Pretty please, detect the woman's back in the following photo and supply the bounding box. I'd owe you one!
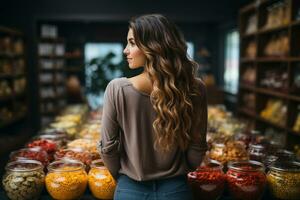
[100,77,207,181]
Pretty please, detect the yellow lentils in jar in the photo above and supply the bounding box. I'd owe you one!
[88,159,116,199]
[45,160,88,200]
[267,161,300,200]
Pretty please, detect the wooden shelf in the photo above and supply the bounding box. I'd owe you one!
[239,2,256,14]
[0,26,28,132]
[0,113,26,129]
[238,108,256,117]
[290,57,300,62]
[64,54,83,59]
[0,26,23,36]
[38,55,65,59]
[65,67,83,72]
[0,74,13,79]
[240,83,256,91]
[240,58,256,63]
[0,95,13,102]
[258,24,289,35]
[256,116,287,130]
[291,20,300,27]
[288,128,300,137]
[241,32,257,38]
[38,37,64,43]
[256,87,288,99]
[0,53,24,58]
[256,57,290,62]
[238,0,300,148]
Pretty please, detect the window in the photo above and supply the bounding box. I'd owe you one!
[187,41,194,59]
[85,43,124,109]
[224,30,239,94]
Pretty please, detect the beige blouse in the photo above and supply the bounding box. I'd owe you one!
[99,77,207,181]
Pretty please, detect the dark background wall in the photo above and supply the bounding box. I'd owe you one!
[0,0,252,132]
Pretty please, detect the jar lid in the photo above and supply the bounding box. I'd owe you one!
[197,159,223,171]
[269,161,300,172]
[90,159,106,169]
[6,160,43,172]
[249,143,265,149]
[227,160,265,172]
[47,159,85,172]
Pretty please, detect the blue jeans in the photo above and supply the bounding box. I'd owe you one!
[114,174,193,200]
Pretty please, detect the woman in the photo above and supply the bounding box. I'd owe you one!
[99,14,207,200]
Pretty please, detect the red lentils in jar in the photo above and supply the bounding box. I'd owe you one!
[226,160,266,200]
[187,160,225,200]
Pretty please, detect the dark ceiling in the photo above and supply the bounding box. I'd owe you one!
[1,0,253,24]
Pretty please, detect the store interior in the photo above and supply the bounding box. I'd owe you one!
[1,0,300,199]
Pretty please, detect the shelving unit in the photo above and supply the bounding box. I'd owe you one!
[37,37,67,126]
[0,26,28,130]
[238,0,300,149]
[64,39,85,85]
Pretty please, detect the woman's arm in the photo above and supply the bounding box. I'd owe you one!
[186,82,208,170]
[99,81,121,179]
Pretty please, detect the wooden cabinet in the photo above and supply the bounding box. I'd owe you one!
[238,0,300,149]
[0,26,28,130]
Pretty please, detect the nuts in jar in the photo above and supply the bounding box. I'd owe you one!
[2,160,45,200]
[209,141,249,165]
[45,160,88,200]
[88,159,116,199]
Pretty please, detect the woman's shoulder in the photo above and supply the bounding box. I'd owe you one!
[107,77,131,89]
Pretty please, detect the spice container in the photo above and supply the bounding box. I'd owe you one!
[267,161,300,200]
[2,160,45,200]
[67,138,100,160]
[27,139,57,161]
[88,159,116,199]
[10,147,49,167]
[54,148,93,170]
[248,143,267,162]
[50,121,78,139]
[187,160,225,200]
[38,130,68,147]
[209,141,249,165]
[45,160,88,200]
[226,160,266,200]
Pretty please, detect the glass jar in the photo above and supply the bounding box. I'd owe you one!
[2,160,45,200]
[88,159,116,199]
[67,138,100,160]
[267,161,300,200]
[248,143,267,162]
[27,138,57,162]
[54,148,93,170]
[45,160,88,200]
[9,147,49,167]
[263,155,278,172]
[38,129,68,147]
[187,160,225,200]
[50,121,78,139]
[209,142,226,164]
[235,132,251,148]
[275,149,295,162]
[226,160,266,200]
[209,141,249,165]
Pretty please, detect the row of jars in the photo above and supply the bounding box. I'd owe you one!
[2,159,116,200]
[188,159,300,200]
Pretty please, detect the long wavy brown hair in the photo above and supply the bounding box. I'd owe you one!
[129,14,201,152]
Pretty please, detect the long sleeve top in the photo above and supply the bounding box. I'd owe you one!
[99,77,207,181]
